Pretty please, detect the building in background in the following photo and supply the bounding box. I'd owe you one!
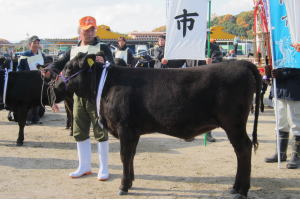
[2,24,253,59]
[210,26,253,56]
[0,38,14,58]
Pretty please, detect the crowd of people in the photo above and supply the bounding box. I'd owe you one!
[1,14,299,183]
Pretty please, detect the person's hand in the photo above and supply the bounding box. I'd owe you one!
[271,69,279,78]
[51,104,60,112]
[161,58,168,65]
[95,56,105,63]
[264,65,272,78]
[41,69,51,79]
[291,43,300,52]
[36,64,44,70]
[206,58,212,65]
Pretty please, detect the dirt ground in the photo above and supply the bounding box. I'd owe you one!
[0,101,299,199]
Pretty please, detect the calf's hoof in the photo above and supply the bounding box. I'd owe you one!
[229,188,238,194]
[233,194,247,199]
[118,190,128,195]
[16,142,23,146]
[184,137,195,142]
[31,121,42,125]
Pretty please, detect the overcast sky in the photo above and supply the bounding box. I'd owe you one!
[0,0,253,42]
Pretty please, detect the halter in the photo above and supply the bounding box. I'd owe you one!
[40,74,56,109]
[58,69,85,84]
[45,67,87,106]
[37,69,57,109]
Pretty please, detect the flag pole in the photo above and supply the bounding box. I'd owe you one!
[207,0,212,58]
[265,0,281,168]
[203,0,212,146]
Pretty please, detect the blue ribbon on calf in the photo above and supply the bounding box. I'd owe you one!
[96,61,110,129]
[3,68,11,106]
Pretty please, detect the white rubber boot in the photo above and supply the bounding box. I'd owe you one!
[97,141,109,181]
[69,138,92,178]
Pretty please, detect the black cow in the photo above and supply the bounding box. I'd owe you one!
[0,61,65,146]
[54,53,261,198]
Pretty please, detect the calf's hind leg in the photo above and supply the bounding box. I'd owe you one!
[118,129,140,195]
[225,127,252,198]
[129,135,140,183]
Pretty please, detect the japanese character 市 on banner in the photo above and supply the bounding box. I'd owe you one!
[165,0,209,60]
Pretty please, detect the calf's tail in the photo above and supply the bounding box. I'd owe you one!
[246,61,262,152]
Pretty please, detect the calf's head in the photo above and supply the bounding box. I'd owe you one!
[55,52,103,101]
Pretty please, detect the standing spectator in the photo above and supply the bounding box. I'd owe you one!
[226,49,237,59]
[114,36,135,67]
[153,35,186,68]
[18,36,45,71]
[209,39,223,63]
[265,68,300,169]
[44,16,114,180]
[17,35,45,125]
[233,36,240,55]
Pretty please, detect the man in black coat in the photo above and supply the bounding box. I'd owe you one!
[153,35,186,69]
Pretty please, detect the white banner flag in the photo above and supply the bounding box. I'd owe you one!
[165,0,209,60]
[284,0,300,44]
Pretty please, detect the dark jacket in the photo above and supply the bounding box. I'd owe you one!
[47,37,114,74]
[153,45,186,68]
[207,42,223,63]
[114,45,135,67]
[187,42,223,67]
[270,68,300,101]
[17,50,46,71]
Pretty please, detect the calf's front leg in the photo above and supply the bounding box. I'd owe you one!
[15,107,29,146]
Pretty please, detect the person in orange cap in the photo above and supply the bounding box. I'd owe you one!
[44,16,114,181]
